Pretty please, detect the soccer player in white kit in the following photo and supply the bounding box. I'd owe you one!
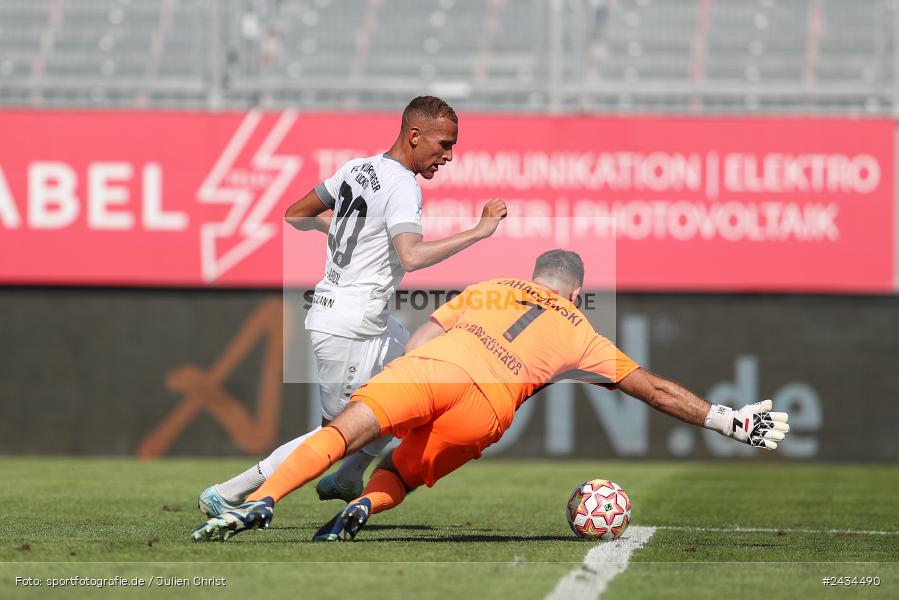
[198,96,507,515]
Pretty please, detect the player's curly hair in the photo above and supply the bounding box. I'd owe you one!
[533,250,585,287]
[402,96,458,131]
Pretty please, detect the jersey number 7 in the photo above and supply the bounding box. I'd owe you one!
[503,300,547,342]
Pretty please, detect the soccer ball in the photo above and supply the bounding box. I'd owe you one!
[566,479,631,541]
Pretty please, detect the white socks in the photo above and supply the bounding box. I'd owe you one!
[258,426,322,478]
[216,428,393,502]
[215,427,323,503]
[216,464,266,504]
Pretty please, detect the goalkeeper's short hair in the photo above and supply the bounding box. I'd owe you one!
[532,249,584,288]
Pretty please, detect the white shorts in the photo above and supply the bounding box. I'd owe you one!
[308,316,410,421]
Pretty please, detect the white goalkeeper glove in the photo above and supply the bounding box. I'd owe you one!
[704,399,789,450]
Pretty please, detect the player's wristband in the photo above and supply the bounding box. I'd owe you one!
[704,404,732,436]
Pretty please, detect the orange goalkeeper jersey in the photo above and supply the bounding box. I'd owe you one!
[406,278,640,428]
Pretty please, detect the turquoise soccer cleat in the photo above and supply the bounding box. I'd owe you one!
[191,497,275,542]
[315,473,363,503]
[312,498,372,542]
[197,485,241,518]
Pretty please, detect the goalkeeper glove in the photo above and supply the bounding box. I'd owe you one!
[704,399,789,450]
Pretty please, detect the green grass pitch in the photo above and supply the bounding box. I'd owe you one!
[1,458,897,599]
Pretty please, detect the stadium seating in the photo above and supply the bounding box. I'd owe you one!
[0,0,893,112]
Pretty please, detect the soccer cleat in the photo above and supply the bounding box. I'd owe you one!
[312,498,371,542]
[191,497,275,543]
[197,485,241,518]
[315,473,364,503]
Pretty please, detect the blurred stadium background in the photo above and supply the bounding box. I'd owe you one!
[1,0,898,464]
[0,0,896,112]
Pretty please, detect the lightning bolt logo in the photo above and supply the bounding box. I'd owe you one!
[197,111,302,282]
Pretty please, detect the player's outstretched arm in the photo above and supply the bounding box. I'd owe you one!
[616,368,789,450]
[616,368,709,426]
[392,199,507,271]
[285,188,333,232]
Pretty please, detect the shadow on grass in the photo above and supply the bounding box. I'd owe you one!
[366,533,574,543]
[238,530,574,544]
[273,523,439,533]
[365,524,439,532]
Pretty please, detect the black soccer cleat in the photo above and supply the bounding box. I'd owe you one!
[312,498,371,542]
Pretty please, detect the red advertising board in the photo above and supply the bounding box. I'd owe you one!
[0,111,893,291]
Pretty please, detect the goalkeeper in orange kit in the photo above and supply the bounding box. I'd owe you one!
[192,249,790,542]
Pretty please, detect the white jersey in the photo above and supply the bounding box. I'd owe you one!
[305,153,422,338]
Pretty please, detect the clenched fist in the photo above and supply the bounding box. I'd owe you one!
[474,199,507,239]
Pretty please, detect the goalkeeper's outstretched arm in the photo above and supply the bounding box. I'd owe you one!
[616,368,708,426]
[616,368,790,450]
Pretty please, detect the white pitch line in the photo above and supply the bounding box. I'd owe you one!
[655,525,899,536]
[543,522,898,600]
[545,526,656,600]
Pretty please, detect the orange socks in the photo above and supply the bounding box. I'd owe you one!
[246,429,406,514]
[353,468,408,515]
[249,426,347,503]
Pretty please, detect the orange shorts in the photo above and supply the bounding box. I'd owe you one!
[351,356,504,489]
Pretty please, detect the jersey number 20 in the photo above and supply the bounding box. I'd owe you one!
[328,181,368,268]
